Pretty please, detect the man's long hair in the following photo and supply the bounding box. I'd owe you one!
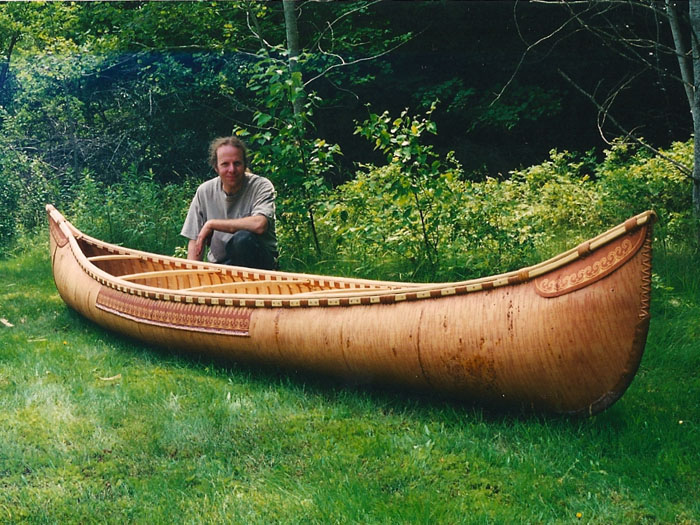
[208,136,249,170]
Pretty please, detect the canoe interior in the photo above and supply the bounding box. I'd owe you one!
[60,206,658,304]
[76,236,399,295]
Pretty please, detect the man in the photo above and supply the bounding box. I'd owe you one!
[181,136,278,270]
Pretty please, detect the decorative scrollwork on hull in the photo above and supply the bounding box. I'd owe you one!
[535,227,646,298]
[96,286,252,336]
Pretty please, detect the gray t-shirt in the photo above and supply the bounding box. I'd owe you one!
[181,174,277,263]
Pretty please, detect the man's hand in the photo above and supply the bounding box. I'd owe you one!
[194,221,214,259]
[187,216,268,261]
[187,221,213,261]
[187,239,201,260]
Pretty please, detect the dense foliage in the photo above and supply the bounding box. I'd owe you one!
[0,1,697,270]
[313,128,694,281]
[38,117,696,283]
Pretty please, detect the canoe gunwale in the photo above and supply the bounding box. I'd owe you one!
[47,205,656,309]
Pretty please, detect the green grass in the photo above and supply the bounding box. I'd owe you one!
[1,238,698,524]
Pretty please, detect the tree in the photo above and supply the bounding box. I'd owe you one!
[282,0,303,117]
[683,1,700,225]
[0,15,19,106]
[239,0,413,256]
[520,0,700,234]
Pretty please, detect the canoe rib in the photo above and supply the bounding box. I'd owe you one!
[47,204,656,415]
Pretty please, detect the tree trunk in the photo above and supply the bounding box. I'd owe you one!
[667,1,695,111]
[0,31,20,112]
[690,0,700,226]
[283,0,322,256]
[282,0,303,117]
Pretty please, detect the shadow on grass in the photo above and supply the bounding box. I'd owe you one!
[60,306,624,433]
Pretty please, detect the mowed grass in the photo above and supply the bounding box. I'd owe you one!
[0,238,698,524]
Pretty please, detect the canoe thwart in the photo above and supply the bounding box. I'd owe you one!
[182,279,314,293]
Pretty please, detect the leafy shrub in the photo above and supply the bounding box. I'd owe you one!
[0,147,62,254]
[315,109,607,281]
[70,167,195,256]
[321,104,470,280]
[312,138,694,281]
[239,54,342,263]
[0,171,20,250]
[595,139,694,247]
[19,160,62,233]
[503,149,604,255]
[321,163,468,280]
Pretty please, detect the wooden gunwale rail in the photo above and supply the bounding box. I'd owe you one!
[87,254,143,262]
[182,279,314,292]
[118,268,222,282]
[51,205,655,306]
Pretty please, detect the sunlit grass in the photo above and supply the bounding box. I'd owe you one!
[0,238,698,523]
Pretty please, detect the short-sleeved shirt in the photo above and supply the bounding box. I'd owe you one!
[181,173,277,263]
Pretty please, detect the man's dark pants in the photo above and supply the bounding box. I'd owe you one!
[223,231,277,270]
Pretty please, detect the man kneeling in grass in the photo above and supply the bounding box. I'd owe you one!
[181,136,278,270]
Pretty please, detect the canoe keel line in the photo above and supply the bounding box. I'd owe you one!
[47,205,656,416]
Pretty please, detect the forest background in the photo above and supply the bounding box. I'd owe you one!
[0,0,697,280]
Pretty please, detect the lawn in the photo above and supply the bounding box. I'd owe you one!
[0,238,698,524]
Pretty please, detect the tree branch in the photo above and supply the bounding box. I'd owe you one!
[558,68,693,177]
[0,30,20,95]
[309,0,385,52]
[666,0,695,112]
[303,35,409,89]
[494,0,582,105]
[244,0,273,54]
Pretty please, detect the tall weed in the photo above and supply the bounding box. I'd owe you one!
[596,139,695,249]
[312,139,694,281]
[0,151,61,253]
[0,170,20,249]
[71,167,195,256]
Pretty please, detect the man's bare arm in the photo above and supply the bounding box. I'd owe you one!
[187,239,202,261]
[189,215,269,261]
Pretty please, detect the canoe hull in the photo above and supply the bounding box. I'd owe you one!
[48,206,653,415]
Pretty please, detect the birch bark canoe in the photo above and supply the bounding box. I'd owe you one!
[47,204,656,415]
